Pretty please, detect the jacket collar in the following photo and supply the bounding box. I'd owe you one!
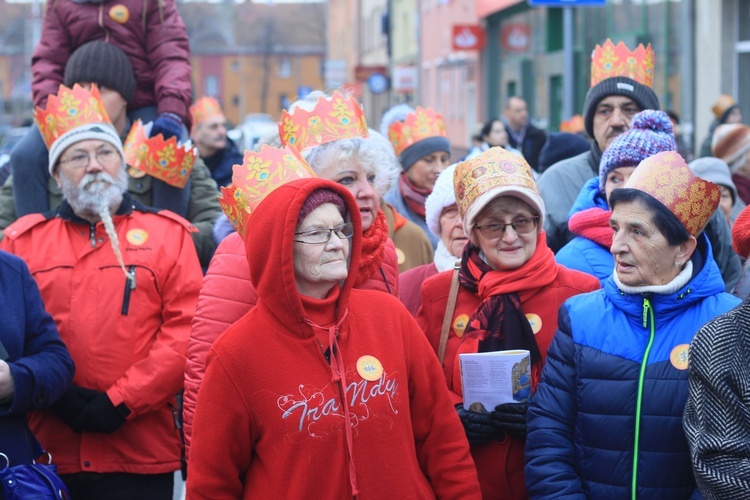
[54,192,140,225]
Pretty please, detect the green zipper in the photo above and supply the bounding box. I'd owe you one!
[632,298,656,500]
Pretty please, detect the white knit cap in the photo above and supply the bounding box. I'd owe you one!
[48,122,125,175]
[425,164,457,238]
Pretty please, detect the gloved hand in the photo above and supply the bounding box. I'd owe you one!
[456,404,501,446]
[73,392,129,434]
[150,112,184,141]
[491,402,530,438]
[50,385,99,432]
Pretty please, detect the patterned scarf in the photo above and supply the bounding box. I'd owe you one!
[354,209,389,287]
[398,173,430,219]
[568,207,613,248]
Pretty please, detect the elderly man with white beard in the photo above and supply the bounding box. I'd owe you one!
[0,83,202,500]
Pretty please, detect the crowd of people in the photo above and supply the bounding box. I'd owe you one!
[1,2,750,497]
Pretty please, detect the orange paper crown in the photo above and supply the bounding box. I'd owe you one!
[388,107,448,156]
[590,39,654,88]
[123,120,197,188]
[218,145,317,239]
[625,150,720,237]
[559,115,585,134]
[279,91,369,152]
[34,83,113,150]
[190,96,225,128]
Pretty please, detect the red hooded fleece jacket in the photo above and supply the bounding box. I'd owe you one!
[186,178,480,499]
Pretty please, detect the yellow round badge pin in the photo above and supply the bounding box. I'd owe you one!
[670,344,690,370]
[395,248,406,265]
[357,355,383,381]
[109,4,130,23]
[126,229,149,246]
[452,314,470,337]
[127,165,146,179]
[525,313,542,334]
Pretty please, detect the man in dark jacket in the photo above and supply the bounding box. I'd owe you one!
[190,97,244,189]
[503,96,547,172]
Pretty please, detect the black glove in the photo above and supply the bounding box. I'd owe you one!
[73,392,129,434]
[491,402,530,438]
[150,112,184,141]
[456,404,501,446]
[50,385,99,432]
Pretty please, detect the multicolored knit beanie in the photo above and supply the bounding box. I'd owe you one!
[598,109,676,191]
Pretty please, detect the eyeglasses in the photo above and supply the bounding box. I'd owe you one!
[294,223,355,244]
[58,147,120,170]
[474,216,539,238]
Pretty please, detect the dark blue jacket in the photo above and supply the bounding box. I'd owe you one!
[555,177,614,284]
[203,139,243,190]
[526,236,741,499]
[0,250,74,465]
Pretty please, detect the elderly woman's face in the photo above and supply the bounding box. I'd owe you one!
[293,203,350,298]
[439,204,467,258]
[407,151,451,191]
[609,200,688,287]
[472,196,538,271]
[316,161,379,231]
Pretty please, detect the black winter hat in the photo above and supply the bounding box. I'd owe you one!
[582,76,660,140]
[64,41,136,105]
[537,132,591,173]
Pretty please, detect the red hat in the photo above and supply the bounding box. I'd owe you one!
[732,205,750,258]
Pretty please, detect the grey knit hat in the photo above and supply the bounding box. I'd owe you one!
[689,157,738,206]
[582,76,660,140]
[64,41,136,105]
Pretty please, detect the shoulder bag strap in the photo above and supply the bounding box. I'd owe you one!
[438,263,461,366]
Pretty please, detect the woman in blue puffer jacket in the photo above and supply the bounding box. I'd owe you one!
[526,151,741,499]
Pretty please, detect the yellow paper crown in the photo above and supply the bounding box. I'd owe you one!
[624,151,720,237]
[34,84,113,150]
[590,39,654,88]
[218,145,317,239]
[453,147,538,218]
[122,120,197,188]
[278,91,369,152]
[190,96,224,128]
[388,106,448,157]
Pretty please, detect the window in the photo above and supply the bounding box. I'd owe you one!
[278,58,291,78]
[205,76,218,97]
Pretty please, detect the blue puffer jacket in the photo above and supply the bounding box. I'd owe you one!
[555,177,614,284]
[526,235,741,499]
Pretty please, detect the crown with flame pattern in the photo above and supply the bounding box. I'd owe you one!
[122,120,197,188]
[34,84,113,150]
[278,91,368,152]
[590,39,654,88]
[388,106,448,157]
[624,151,720,237]
[559,114,585,134]
[190,96,225,130]
[218,145,317,239]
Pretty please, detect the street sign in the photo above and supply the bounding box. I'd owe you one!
[528,0,605,5]
[355,65,388,82]
[367,73,389,95]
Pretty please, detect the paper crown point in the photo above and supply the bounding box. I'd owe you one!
[278,91,369,152]
[190,96,224,127]
[559,115,585,134]
[34,83,113,150]
[590,39,654,88]
[218,145,317,239]
[122,120,197,188]
[624,150,720,237]
[387,106,448,156]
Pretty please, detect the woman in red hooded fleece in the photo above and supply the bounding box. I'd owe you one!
[186,177,480,499]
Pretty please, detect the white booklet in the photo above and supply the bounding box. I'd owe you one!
[459,349,532,413]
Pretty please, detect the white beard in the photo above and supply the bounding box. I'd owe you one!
[60,166,129,221]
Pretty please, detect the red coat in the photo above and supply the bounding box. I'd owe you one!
[187,178,480,498]
[0,196,202,475]
[183,230,400,456]
[32,0,192,125]
[416,265,599,499]
[399,262,438,316]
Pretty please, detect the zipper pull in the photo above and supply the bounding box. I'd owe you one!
[129,268,136,290]
[642,299,650,328]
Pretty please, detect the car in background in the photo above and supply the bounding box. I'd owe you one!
[0,126,30,185]
[228,114,278,152]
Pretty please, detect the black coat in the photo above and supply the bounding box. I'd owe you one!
[506,124,547,171]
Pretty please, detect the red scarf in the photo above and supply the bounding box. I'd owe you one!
[354,209,389,287]
[567,207,613,248]
[398,173,430,219]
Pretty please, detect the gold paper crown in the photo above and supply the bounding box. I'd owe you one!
[190,96,224,127]
[388,106,448,156]
[122,120,197,188]
[625,151,720,237]
[278,91,369,152]
[590,39,654,88]
[559,115,585,134]
[218,145,317,239]
[34,84,112,150]
[453,147,538,217]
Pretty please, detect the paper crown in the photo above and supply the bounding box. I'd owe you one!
[453,147,538,218]
[278,91,369,152]
[559,115,585,134]
[34,84,113,150]
[190,96,224,127]
[218,145,316,239]
[122,120,197,188]
[625,151,720,237]
[388,106,448,156]
[590,39,654,88]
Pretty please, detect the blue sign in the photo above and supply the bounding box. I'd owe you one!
[367,73,389,95]
[528,0,605,6]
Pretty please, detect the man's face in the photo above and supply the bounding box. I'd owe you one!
[593,95,640,152]
[79,83,128,132]
[191,115,227,155]
[505,97,528,130]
